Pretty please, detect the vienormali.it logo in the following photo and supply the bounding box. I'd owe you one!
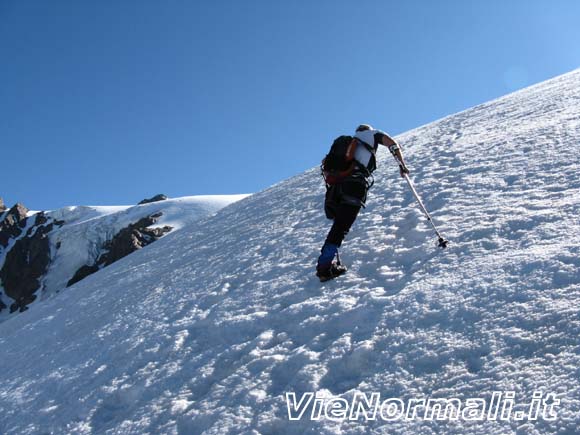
[285,391,560,422]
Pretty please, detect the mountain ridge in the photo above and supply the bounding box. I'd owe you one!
[0,194,247,318]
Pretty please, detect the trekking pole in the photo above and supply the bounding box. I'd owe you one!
[396,160,449,248]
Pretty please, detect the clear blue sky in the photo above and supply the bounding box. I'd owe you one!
[1,1,579,210]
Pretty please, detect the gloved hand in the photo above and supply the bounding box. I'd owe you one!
[399,164,410,177]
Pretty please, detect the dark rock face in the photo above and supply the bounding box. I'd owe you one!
[101,213,172,266]
[67,264,100,287]
[67,212,172,287]
[138,194,168,205]
[0,197,6,212]
[0,203,29,248]
[0,212,62,313]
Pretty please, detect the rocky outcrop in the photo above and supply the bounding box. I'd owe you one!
[100,213,172,266]
[0,203,29,248]
[66,264,100,287]
[0,197,6,212]
[0,212,63,313]
[138,194,168,205]
[67,212,172,287]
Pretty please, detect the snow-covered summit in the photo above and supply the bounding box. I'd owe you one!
[45,194,249,232]
[1,70,580,434]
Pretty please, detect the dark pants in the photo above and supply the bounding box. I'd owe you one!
[323,177,368,247]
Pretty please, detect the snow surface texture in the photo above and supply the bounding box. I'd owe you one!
[1,71,580,435]
[0,195,247,321]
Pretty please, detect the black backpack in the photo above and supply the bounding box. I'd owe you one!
[321,135,375,185]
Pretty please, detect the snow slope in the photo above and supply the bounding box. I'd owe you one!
[1,70,579,435]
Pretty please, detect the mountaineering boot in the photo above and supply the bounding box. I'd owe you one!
[316,262,347,282]
[316,243,347,282]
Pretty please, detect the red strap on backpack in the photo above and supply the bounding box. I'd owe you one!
[322,138,359,184]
